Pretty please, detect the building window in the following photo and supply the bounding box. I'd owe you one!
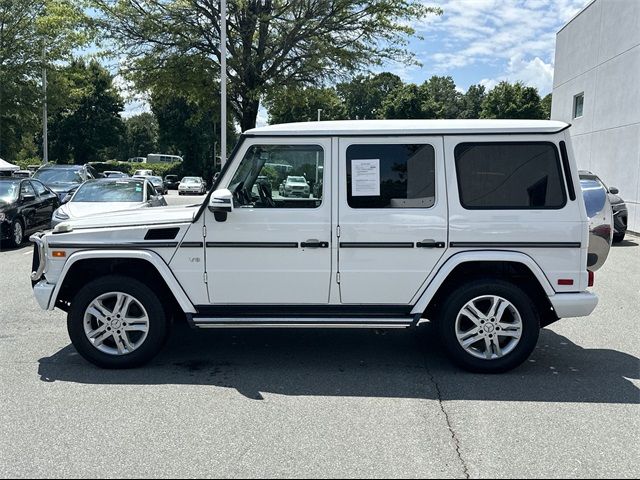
[573,93,584,119]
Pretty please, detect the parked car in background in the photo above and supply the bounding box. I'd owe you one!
[164,175,180,190]
[32,164,96,201]
[13,170,32,178]
[178,176,206,195]
[147,154,183,164]
[146,176,168,195]
[579,171,627,243]
[103,171,129,178]
[279,175,311,198]
[128,157,146,163]
[0,177,59,247]
[133,169,153,177]
[51,178,166,228]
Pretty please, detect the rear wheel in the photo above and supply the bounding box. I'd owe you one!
[437,279,540,373]
[613,231,625,243]
[67,275,169,368]
[8,219,24,248]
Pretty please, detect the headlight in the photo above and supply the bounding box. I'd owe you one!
[54,209,69,220]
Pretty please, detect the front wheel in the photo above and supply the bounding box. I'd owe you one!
[437,279,540,373]
[67,275,169,368]
[8,219,24,248]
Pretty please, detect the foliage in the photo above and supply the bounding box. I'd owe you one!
[336,72,402,120]
[420,76,462,119]
[47,59,125,164]
[459,84,486,119]
[89,0,441,130]
[121,113,159,160]
[480,81,545,119]
[265,87,346,124]
[541,93,552,120]
[0,0,92,160]
[380,83,424,119]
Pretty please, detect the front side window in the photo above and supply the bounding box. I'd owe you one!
[455,142,566,209]
[346,144,436,208]
[229,144,324,209]
[31,180,48,196]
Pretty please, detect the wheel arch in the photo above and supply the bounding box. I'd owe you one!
[412,251,558,326]
[50,250,196,314]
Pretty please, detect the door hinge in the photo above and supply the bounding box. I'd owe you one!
[336,225,341,238]
[204,272,208,284]
[202,225,207,238]
[336,272,341,284]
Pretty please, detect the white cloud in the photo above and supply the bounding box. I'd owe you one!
[419,0,590,92]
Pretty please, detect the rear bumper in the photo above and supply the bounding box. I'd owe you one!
[549,292,598,318]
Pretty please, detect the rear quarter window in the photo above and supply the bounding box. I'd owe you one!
[454,142,566,209]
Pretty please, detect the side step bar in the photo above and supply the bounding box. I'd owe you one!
[187,316,415,329]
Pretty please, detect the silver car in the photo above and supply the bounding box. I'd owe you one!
[178,176,206,195]
[51,178,167,227]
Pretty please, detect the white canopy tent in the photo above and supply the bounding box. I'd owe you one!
[0,158,20,172]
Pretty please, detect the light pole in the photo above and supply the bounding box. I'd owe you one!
[220,0,227,167]
[42,42,48,164]
[317,108,322,122]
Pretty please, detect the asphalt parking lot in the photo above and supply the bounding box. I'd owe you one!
[0,212,638,477]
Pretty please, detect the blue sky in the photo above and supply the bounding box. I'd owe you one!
[122,0,592,123]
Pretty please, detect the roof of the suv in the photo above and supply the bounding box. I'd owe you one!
[246,119,570,137]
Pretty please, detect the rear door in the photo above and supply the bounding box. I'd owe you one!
[337,137,448,304]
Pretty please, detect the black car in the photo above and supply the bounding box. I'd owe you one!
[0,178,60,247]
[579,170,628,242]
[164,175,180,190]
[32,164,98,202]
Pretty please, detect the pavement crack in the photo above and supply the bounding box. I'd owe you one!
[422,356,470,479]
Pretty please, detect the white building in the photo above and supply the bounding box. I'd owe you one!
[551,0,640,233]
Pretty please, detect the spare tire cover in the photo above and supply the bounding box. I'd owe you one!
[581,178,613,271]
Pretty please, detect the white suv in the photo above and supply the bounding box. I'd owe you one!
[30,120,602,372]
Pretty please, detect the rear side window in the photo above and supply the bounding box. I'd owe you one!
[455,142,566,209]
[346,144,436,208]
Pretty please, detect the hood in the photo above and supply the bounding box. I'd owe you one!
[60,204,198,230]
[65,202,144,219]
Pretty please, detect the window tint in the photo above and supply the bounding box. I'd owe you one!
[346,144,435,209]
[20,181,36,197]
[229,144,323,209]
[455,142,566,209]
[31,180,48,196]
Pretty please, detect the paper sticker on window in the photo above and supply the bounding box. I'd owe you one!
[351,159,380,196]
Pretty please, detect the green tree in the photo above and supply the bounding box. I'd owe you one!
[0,0,91,160]
[541,93,552,120]
[336,72,402,120]
[481,81,545,119]
[90,0,441,131]
[459,84,486,119]
[48,60,125,163]
[380,83,424,119]
[265,87,346,124]
[420,76,462,119]
[122,113,159,160]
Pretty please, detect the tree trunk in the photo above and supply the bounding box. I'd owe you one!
[239,96,260,131]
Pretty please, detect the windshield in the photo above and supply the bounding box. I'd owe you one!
[182,177,200,184]
[33,168,83,184]
[0,181,19,203]
[287,176,307,183]
[148,177,163,186]
[71,181,144,203]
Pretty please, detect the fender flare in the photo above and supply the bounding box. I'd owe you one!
[48,249,197,313]
[410,250,555,315]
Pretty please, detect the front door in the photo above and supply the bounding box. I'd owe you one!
[337,137,448,304]
[206,138,332,304]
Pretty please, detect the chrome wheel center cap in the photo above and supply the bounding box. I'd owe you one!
[484,324,495,333]
[111,319,122,329]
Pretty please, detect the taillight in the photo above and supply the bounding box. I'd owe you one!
[588,270,595,287]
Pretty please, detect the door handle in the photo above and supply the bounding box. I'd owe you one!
[417,239,445,248]
[301,239,329,248]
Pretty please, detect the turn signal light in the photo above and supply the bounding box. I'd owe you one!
[588,270,595,287]
[558,279,574,286]
[52,251,66,258]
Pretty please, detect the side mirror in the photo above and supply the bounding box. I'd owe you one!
[22,194,36,202]
[208,188,233,222]
[609,187,619,195]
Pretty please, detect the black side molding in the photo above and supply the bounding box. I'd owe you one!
[450,242,581,248]
[339,242,415,248]
[206,242,299,248]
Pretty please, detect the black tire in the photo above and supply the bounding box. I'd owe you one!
[613,231,625,243]
[8,218,24,248]
[67,275,169,369]
[436,279,540,373]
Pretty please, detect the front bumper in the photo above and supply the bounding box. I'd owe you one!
[549,292,598,318]
[33,280,55,310]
